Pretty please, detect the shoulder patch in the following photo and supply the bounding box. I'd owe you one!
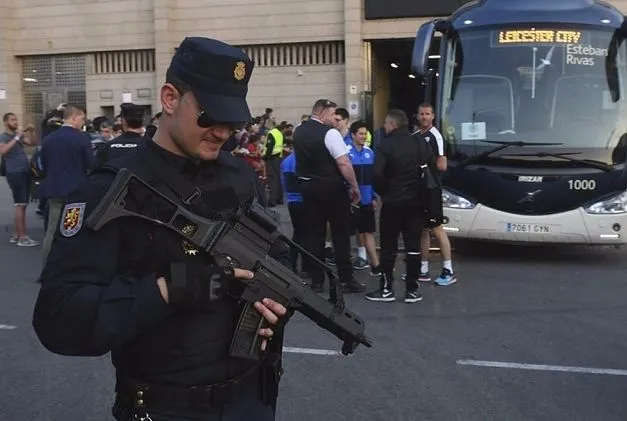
[60,202,86,237]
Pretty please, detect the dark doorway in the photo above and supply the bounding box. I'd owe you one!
[371,39,440,129]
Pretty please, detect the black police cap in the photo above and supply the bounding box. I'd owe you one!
[168,37,255,125]
[119,103,145,121]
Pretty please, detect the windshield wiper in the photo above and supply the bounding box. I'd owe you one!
[457,140,564,169]
[499,151,613,172]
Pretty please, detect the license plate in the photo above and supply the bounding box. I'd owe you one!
[506,223,551,233]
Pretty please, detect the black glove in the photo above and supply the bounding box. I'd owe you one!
[166,261,235,312]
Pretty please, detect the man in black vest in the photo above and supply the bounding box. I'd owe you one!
[93,102,145,168]
[32,37,288,421]
[293,99,365,293]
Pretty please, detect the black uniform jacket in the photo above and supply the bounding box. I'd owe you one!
[32,137,279,386]
[93,131,144,169]
[372,127,436,204]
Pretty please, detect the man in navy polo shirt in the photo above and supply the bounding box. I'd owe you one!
[347,121,381,275]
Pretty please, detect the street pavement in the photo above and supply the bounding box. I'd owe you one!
[1,181,627,421]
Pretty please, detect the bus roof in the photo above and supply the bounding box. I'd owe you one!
[451,0,624,29]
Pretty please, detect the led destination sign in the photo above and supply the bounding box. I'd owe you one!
[495,29,583,45]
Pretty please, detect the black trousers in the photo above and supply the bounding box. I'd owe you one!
[300,180,353,286]
[288,202,309,273]
[378,201,424,290]
[265,156,283,206]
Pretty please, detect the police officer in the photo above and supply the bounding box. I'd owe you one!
[366,109,435,303]
[293,99,365,293]
[32,37,288,421]
[93,102,145,168]
[264,122,289,207]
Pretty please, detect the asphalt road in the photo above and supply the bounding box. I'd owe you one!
[1,182,627,421]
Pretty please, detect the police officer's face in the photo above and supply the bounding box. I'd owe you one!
[418,106,434,129]
[168,90,232,161]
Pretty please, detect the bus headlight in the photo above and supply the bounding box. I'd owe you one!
[442,189,476,209]
[584,191,627,214]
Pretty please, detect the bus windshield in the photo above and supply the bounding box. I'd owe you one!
[440,25,627,166]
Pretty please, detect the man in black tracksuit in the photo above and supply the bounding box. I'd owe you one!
[366,109,435,303]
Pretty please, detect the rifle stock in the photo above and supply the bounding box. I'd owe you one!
[86,169,373,360]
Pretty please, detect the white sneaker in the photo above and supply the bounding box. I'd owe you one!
[9,234,18,244]
[17,237,40,247]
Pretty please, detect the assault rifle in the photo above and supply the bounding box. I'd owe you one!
[86,168,373,360]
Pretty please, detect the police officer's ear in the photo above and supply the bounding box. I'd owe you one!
[160,83,182,116]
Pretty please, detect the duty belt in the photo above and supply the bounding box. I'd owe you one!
[116,368,258,412]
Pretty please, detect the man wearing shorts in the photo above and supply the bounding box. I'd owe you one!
[414,103,456,286]
[347,121,381,275]
[0,113,40,247]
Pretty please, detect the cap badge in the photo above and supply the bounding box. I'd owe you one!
[181,224,200,256]
[233,61,246,81]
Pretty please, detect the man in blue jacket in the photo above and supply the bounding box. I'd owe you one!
[39,105,93,264]
[347,121,381,275]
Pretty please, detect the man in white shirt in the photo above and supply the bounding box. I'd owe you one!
[414,103,457,286]
[292,99,365,294]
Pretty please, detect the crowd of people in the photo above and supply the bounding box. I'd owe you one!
[8,36,460,421]
[0,97,458,300]
[227,101,458,303]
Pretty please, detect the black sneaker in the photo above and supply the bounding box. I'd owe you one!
[418,272,431,282]
[365,287,395,302]
[404,289,423,303]
[342,278,366,293]
[352,257,368,270]
[402,273,430,282]
[370,265,382,276]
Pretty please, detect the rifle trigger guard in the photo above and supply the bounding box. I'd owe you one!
[183,188,202,205]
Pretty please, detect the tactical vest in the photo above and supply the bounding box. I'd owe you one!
[94,140,283,393]
[292,119,344,184]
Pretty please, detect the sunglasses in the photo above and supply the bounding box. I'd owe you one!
[181,93,245,131]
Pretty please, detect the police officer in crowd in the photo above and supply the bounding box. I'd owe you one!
[93,102,146,168]
[293,99,365,293]
[33,37,288,421]
[264,122,289,207]
[366,109,435,303]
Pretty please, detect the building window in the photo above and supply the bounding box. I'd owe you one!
[93,50,156,74]
[240,41,345,67]
[21,55,87,128]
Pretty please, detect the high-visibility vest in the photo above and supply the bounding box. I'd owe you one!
[269,128,284,156]
[366,130,372,147]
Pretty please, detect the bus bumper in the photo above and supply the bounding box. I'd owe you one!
[443,204,627,245]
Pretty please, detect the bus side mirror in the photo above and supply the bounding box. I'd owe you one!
[412,19,451,77]
[411,20,438,78]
